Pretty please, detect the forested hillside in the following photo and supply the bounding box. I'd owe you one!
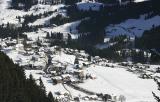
[136,26,160,49]
[135,26,160,63]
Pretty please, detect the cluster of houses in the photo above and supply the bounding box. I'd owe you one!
[0,36,128,102]
[0,37,49,69]
[0,36,115,83]
[119,62,160,80]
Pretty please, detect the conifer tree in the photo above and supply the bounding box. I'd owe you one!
[39,77,46,93]
[153,78,160,101]
[48,92,57,102]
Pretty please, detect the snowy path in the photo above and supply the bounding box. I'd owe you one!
[62,84,73,99]
[67,83,97,95]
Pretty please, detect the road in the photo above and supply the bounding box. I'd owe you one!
[67,83,97,95]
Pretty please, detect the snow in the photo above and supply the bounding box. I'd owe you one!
[0,1,65,25]
[105,15,160,37]
[1,36,159,102]
[0,9,26,25]
[25,70,91,100]
[52,53,76,65]
[78,65,157,102]
[0,0,11,9]
[29,4,65,15]
[1,44,47,67]
[77,2,103,11]
[23,63,159,102]
[4,48,23,61]
[29,14,56,26]
[25,70,68,96]
[42,20,82,39]
[24,29,47,41]
[0,0,160,101]
[0,0,26,25]
[64,84,88,98]
[134,0,148,3]
[28,4,66,26]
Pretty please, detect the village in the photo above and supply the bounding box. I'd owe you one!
[0,36,116,101]
[0,0,160,101]
[1,34,160,102]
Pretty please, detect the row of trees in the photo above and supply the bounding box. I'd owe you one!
[11,0,82,9]
[0,51,58,102]
[153,78,160,102]
[64,0,80,5]
[50,14,70,26]
[46,32,64,40]
[0,23,29,39]
[22,11,53,24]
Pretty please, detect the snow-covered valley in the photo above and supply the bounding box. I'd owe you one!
[1,36,160,101]
[0,0,160,102]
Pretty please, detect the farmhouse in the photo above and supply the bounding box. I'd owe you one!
[52,76,63,84]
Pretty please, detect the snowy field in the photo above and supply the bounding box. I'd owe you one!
[79,65,157,102]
